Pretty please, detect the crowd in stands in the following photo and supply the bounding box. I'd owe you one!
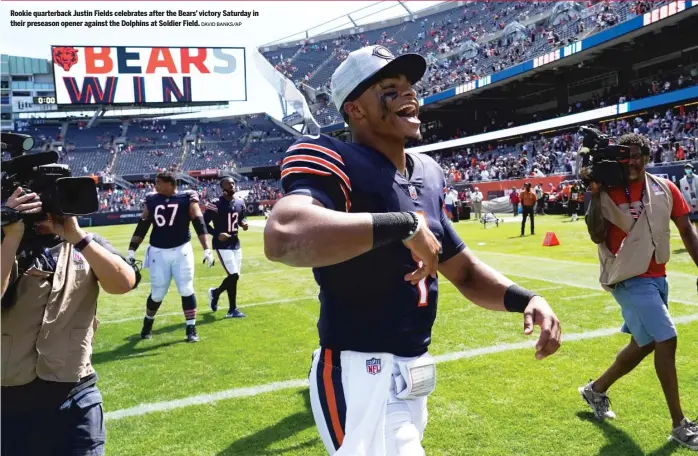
[433,106,698,184]
[263,0,667,126]
[91,105,698,214]
[15,113,296,179]
[414,68,698,148]
[95,178,283,213]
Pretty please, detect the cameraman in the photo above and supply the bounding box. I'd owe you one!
[579,134,698,450]
[1,187,137,456]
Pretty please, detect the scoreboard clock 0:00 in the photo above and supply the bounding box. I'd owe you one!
[32,96,57,104]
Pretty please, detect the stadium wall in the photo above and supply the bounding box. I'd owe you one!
[457,175,568,199]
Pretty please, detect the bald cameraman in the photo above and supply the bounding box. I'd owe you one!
[1,186,137,456]
[579,133,698,450]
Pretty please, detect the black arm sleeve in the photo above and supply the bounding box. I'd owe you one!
[132,218,151,238]
[204,211,218,237]
[191,216,208,236]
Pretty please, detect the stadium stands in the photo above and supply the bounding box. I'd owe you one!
[434,105,698,184]
[412,71,698,148]
[114,145,182,176]
[261,0,668,127]
[15,113,297,182]
[7,1,697,216]
[96,178,284,213]
[85,101,697,214]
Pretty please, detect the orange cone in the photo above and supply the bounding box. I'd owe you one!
[542,232,560,247]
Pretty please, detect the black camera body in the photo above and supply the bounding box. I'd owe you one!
[1,133,99,223]
[577,126,632,188]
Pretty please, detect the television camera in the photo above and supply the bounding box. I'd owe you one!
[576,126,637,188]
[1,132,99,227]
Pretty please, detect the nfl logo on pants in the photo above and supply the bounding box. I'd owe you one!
[366,358,381,375]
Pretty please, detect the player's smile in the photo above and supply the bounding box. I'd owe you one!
[391,98,420,139]
[375,81,421,139]
[394,101,420,127]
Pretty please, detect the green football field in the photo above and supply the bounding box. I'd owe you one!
[90,214,697,456]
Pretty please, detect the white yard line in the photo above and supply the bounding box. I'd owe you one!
[534,286,564,292]
[105,379,310,421]
[100,296,317,324]
[560,292,607,301]
[104,313,698,421]
[472,251,697,307]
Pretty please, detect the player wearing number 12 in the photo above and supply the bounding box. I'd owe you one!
[205,177,249,318]
[127,172,215,343]
[264,45,563,455]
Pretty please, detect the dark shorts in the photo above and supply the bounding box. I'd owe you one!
[1,378,105,456]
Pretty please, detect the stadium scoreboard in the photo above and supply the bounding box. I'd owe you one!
[50,46,247,105]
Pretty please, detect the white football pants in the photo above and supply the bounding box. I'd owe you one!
[216,248,242,276]
[144,242,195,301]
[309,348,429,456]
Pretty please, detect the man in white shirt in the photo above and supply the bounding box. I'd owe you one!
[679,163,698,228]
[534,183,545,215]
[470,187,483,220]
[444,186,458,220]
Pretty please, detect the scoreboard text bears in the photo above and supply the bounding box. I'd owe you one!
[51,46,247,105]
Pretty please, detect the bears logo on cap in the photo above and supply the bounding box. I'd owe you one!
[372,46,394,60]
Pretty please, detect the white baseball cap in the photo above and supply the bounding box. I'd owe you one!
[330,45,426,114]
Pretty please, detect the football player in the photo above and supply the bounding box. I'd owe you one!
[205,177,248,318]
[264,45,563,456]
[127,172,215,343]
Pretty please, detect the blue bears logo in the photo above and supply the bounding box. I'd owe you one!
[366,358,381,375]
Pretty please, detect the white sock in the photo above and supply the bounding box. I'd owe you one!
[186,319,196,326]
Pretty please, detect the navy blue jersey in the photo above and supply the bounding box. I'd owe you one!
[144,190,199,249]
[281,135,466,357]
[204,197,247,250]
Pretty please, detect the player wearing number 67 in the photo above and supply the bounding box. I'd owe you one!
[204,177,249,319]
[127,172,214,343]
[264,45,562,456]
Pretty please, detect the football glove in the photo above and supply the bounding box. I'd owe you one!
[203,249,215,268]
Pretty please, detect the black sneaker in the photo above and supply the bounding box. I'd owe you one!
[208,288,219,312]
[186,325,200,343]
[225,309,246,318]
[140,317,154,339]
